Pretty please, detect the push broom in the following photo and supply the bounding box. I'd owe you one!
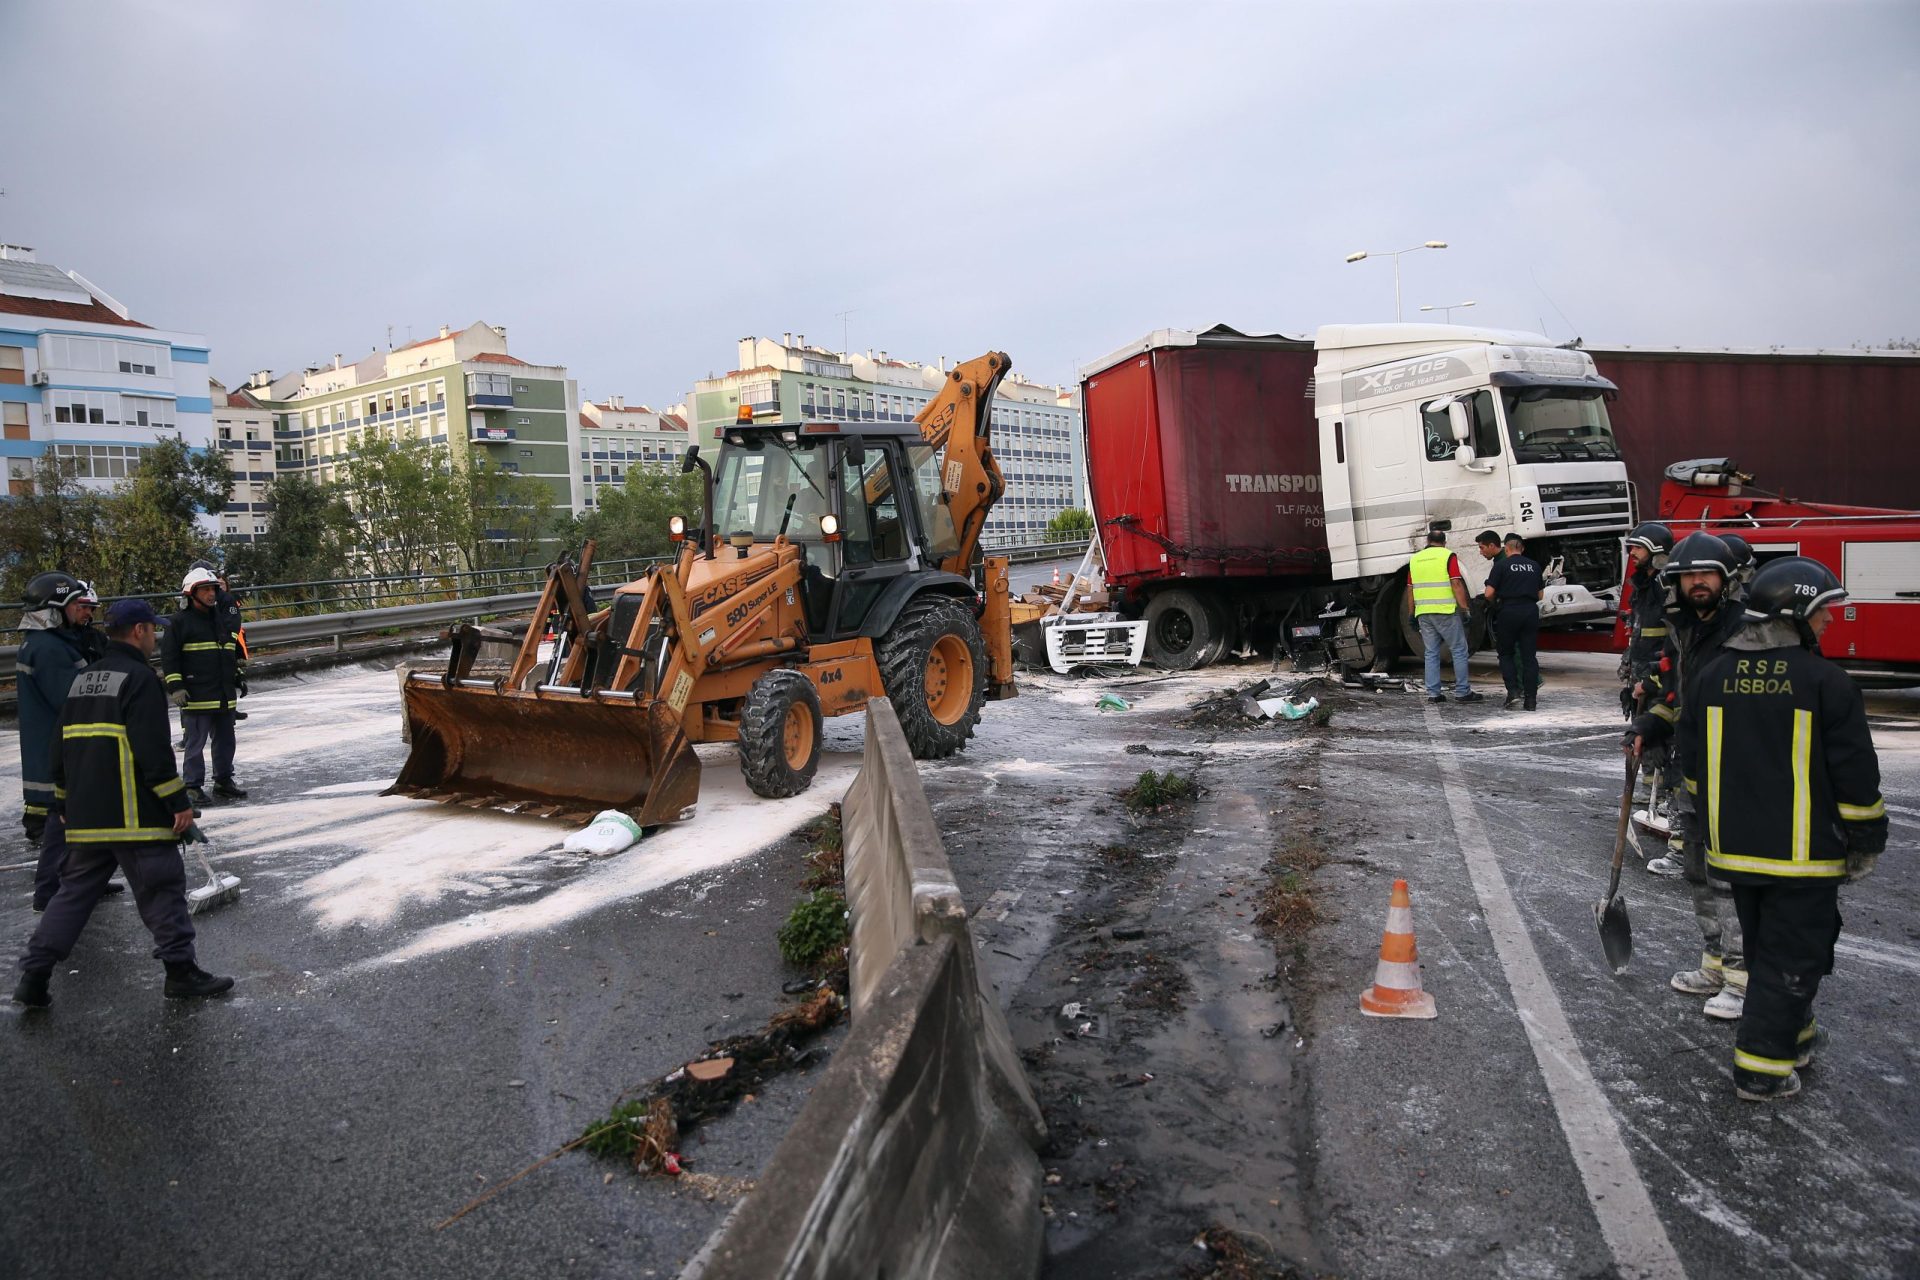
[182,823,242,914]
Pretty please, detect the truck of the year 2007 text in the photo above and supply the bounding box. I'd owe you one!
[1079,323,1635,670]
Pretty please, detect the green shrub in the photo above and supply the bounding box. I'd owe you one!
[1122,769,1196,812]
[778,889,848,970]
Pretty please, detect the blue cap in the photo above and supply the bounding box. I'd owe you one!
[103,598,163,629]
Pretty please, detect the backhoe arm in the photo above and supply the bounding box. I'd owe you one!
[913,351,1011,576]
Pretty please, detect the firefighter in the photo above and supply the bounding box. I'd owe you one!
[1483,532,1544,710]
[189,558,250,717]
[13,599,233,1008]
[1719,533,1756,599]
[1620,522,1673,716]
[1626,532,1749,1017]
[1680,557,1886,1101]
[162,566,248,806]
[14,573,130,912]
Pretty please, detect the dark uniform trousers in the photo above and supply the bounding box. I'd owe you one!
[1494,601,1540,696]
[181,711,237,789]
[33,811,69,909]
[1732,881,1839,1080]
[24,839,196,975]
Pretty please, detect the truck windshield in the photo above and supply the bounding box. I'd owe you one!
[712,440,834,541]
[1500,389,1620,463]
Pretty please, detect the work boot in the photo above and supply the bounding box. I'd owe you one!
[1456,691,1486,704]
[1645,853,1685,877]
[1703,984,1746,1020]
[1504,691,1523,710]
[163,962,235,1000]
[1735,1068,1801,1102]
[1523,690,1537,711]
[1670,954,1725,996]
[212,778,248,800]
[1428,693,1447,703]
[186,786,211,807]
[1795,1024,1829,1069]
[12,970,51,1008]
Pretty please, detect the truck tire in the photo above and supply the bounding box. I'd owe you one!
[877,595,986,759]
[1370,586,1407,672]
[738,669,822,798]
[1144,589,1224,670]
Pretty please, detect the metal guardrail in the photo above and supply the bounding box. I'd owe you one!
[0,539,1084,684]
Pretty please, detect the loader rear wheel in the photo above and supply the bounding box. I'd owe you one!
[739,669,822,799]
[878,595,986,759]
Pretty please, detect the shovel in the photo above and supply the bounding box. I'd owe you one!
[1596,752,1636,973]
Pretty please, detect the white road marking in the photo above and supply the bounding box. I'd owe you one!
[1836,934,1920,976]
[1423,703,1687,1280]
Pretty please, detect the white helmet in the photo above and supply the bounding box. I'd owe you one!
[181,566,220,596]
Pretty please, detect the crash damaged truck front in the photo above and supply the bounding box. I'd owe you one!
[1081,323,1632,670]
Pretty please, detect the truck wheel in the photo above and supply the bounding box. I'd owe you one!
[1144,589,1223,670]
[1369,583,1411,672]
[739,669,822,798]
[878,595,986,759]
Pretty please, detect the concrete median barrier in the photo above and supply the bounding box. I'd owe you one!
[691,697,1045,1280]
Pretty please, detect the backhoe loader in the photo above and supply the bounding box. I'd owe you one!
[389,351,1020,825]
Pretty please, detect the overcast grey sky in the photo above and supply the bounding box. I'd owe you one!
[3,1,1915,403]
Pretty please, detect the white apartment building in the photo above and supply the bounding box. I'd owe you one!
[692,334,1086,543]
[0,245,216,528]
[208,378,275,542]
[577,395,690,508]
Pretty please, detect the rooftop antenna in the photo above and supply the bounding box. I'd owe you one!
[386,324,394,351]
[835,309,856,356]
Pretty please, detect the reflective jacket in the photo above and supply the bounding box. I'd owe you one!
[52,640,191,845]
[1681,621,1886,880]
[15,619,104,819]
[1407,546,1461,617]
[160,600,244,713]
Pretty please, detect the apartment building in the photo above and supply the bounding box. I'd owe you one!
[209,377,275,541]
[691,334,1085,542]
[577,395,690,508]
[0,245,215,517]
[251,321,583,514]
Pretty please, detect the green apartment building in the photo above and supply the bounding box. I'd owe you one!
[250,321,582,519]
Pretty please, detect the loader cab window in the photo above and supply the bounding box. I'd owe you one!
[1420,391,1500,462]
[905,441,959,563]
[839,445,909,566]
[712,441,834,542]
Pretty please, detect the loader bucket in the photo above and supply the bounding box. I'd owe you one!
[388,677,702,828]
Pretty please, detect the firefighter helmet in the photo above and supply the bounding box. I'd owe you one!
[1719,533,1755,583]
[1662,532,1734,582]
[181,566,220,596]
[1745,556,1847,624]
[1624,522,1673,556]
[24,571,95,611]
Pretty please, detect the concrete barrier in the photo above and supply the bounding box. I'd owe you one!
[691,697,1046,1280]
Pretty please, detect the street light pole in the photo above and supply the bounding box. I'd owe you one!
[1344,242,1448,322]
[1419,300,1477,323]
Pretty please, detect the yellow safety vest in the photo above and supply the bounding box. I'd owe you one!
[1408,545,1459,616]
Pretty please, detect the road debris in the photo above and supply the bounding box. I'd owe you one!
[561,809,642,856]
[1096,693,1132,712]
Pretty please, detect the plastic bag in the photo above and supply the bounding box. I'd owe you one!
[1258,696,1319,720]
[1096,693,1131,712]
[563,809,642,855]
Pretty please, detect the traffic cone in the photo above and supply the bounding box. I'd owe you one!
[1360,879,1437,1019]
[1051,565,1062,587]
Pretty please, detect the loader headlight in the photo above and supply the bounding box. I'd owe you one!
[668,514,686,542]
[820,514,840,542]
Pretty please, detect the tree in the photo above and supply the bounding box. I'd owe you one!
[222,474,354,586]
[0,454,109,604]
[335,438,464,578]
[1045,507,1094,541]
[94,436,233,597]
[461,458,560,570]
[564,470,706,563]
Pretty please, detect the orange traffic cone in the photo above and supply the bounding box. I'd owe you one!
[1051,565,1062,587]
[1360,879,1437,1019]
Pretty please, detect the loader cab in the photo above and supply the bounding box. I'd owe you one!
[710,422,954,639]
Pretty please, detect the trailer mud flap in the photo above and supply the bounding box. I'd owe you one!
[388,677,702,827]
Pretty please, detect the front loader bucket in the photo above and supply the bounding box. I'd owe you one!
[388,677,702,828]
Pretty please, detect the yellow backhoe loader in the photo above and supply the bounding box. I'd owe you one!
[389,351,1020,825]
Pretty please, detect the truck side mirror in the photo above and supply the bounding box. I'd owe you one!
[844,435,867,469]
[1454,443,1478,466]
[1446,400,1471,444]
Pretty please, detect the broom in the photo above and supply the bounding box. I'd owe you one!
[182,823,242,914]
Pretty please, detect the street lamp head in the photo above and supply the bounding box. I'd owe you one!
[1419,305,1437,312]
[1460,300,1476,307]
[1344,251,1368,263]
[1424,241,1448,249]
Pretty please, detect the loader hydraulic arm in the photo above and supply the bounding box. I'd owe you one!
[913,351,1011,575]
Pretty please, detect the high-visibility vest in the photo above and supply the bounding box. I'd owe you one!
[1408,545,1459,616]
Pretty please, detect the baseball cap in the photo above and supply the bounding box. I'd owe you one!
[103,598,164,629]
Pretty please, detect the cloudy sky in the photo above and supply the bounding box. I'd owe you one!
[3,1,1915,403]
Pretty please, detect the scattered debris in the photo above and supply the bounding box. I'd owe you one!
[1258,695,1319,721]
[799,803,845,890]
[685,1056,735,1083]
[562,809,642,856]
[1184,1225,1302,1279]
[1096,692,1132,712]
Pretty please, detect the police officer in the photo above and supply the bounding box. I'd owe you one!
[1628,532,1749,1017]
[1680,558,1886,1101]
[13,599,233,1008]
[1483,532,1545,710]
[1475,530,1504,564]
[14,572,128,912]
[162,566,248,806]
[1403,529,1485,704]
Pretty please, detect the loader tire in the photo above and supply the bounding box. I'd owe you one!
[739,669,822,799]
[1144,588,1223,670]
[878,595,986,759]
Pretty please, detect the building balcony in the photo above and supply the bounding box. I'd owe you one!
[471,394,514,408]
[471,426,517,442]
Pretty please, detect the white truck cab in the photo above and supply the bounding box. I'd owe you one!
[1314,324,1630,620]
